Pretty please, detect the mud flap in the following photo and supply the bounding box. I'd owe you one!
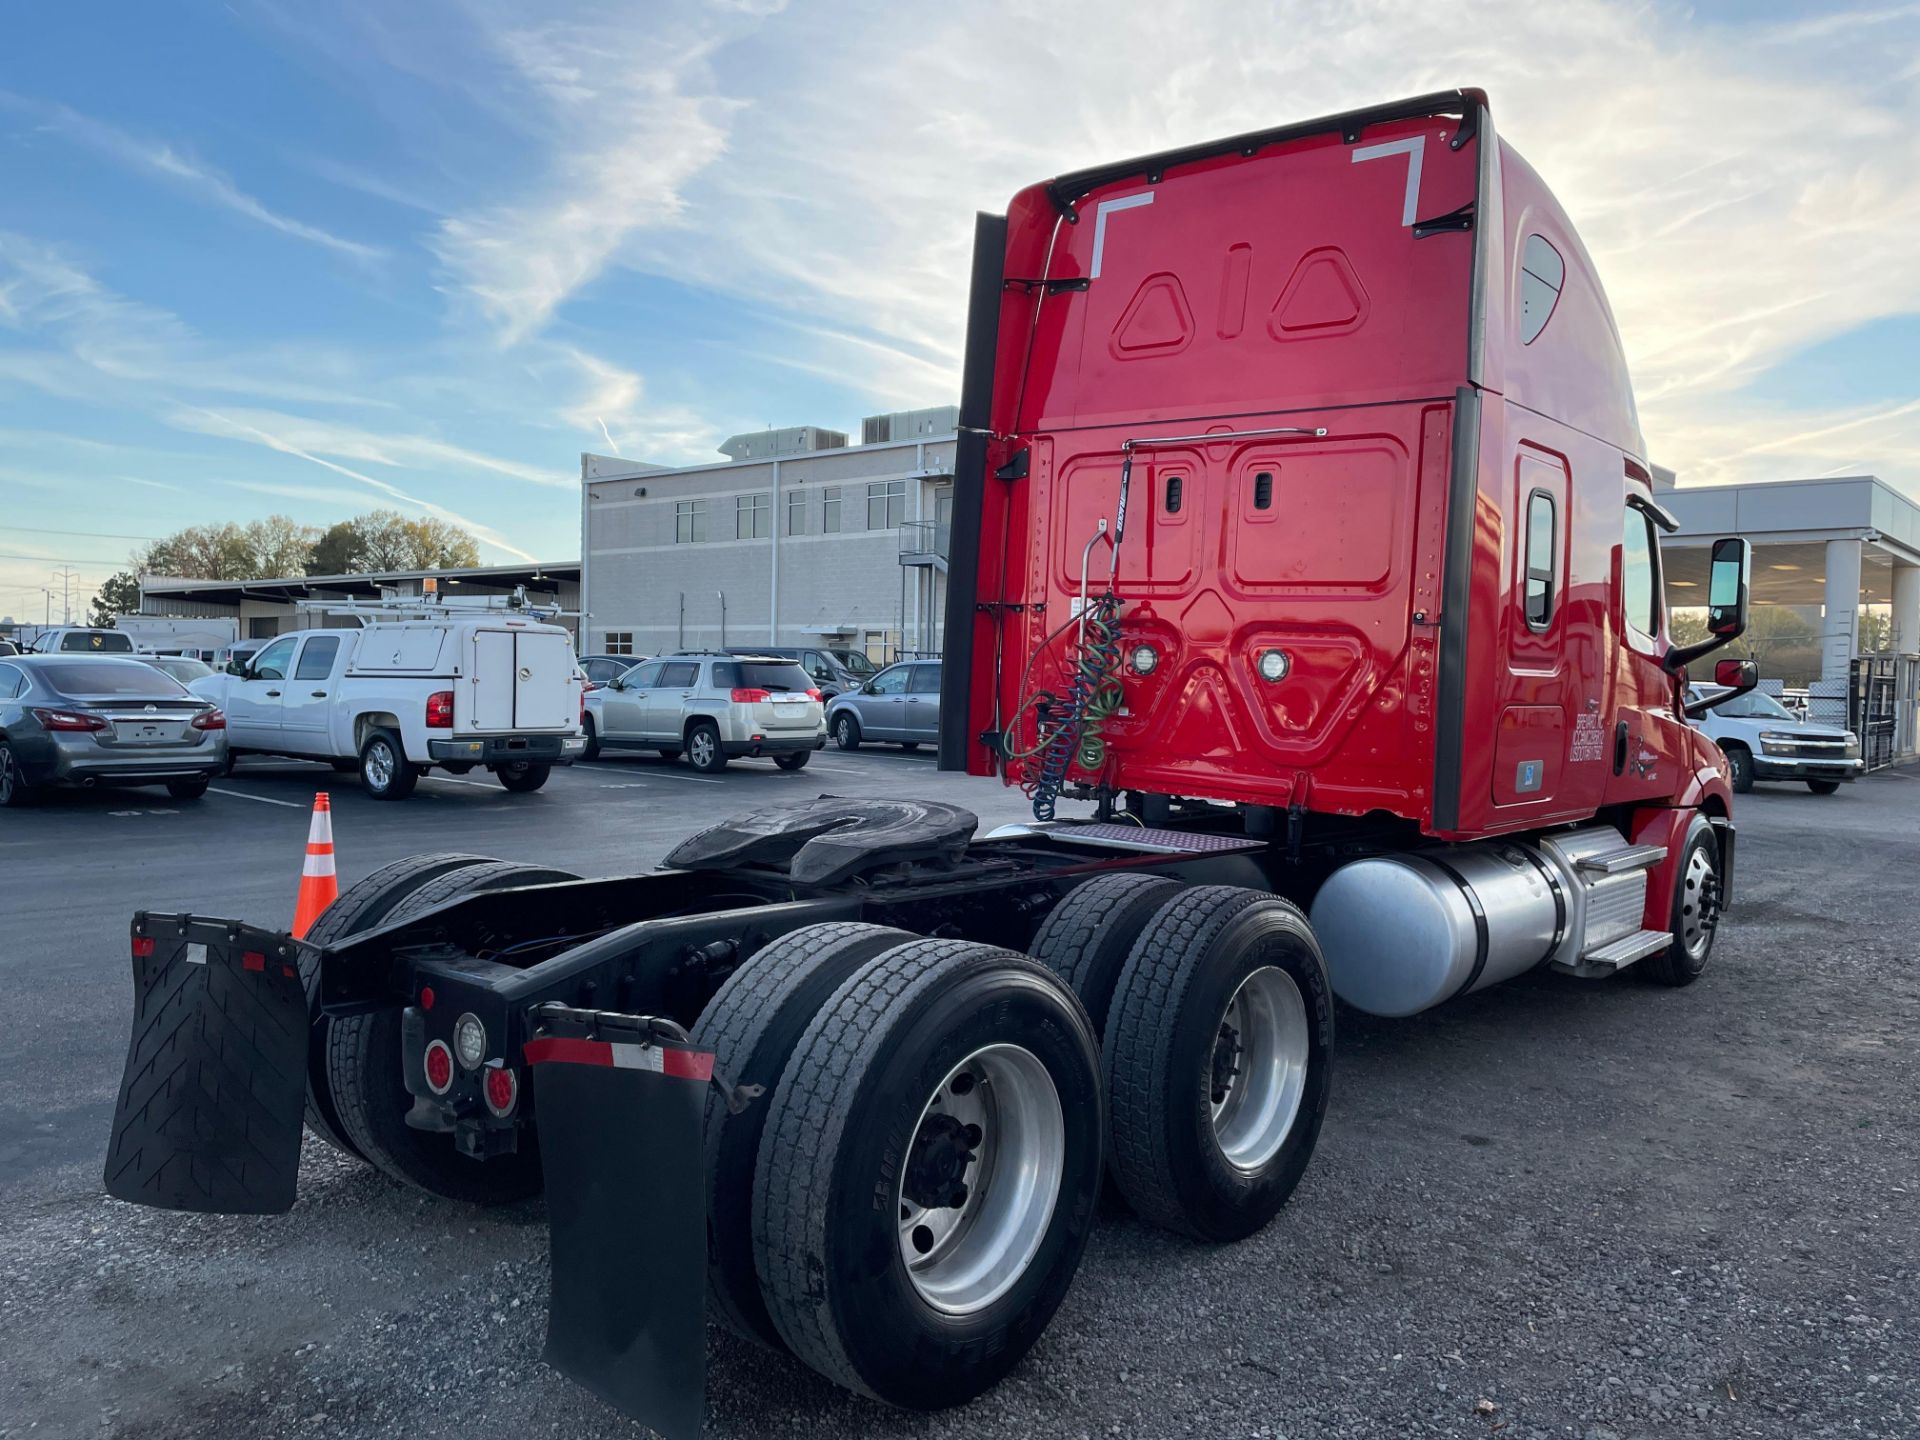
[104,916,310,1214]
[527,1010,714,1440]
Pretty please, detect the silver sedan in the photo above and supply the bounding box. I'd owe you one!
[0,655,227,806]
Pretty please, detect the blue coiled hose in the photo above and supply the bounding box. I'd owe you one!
[1013,593,1125,821]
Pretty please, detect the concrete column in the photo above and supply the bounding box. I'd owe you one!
[1822,537,1863,682]
[1892,561,1920,656]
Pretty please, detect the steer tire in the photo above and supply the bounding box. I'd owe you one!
[298,853,505,1161]
[753,937,1103,1408]
[1102,886,1333,1242]
[1028,872,1186,1042]
[0,742,36,807]
[327,859,578,1202]
[1642,823,1721,988]
[1724,744,1753,794]
[360,729,417,801]
[691,922,914,1350]
[1807,779,1841,795]
[685,720,727,774]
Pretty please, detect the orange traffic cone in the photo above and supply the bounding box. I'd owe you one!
[292,792,339,939]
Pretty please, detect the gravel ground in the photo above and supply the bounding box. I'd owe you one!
[2,758,1915,1440]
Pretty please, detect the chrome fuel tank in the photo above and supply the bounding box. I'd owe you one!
[1309,843,1565,1017]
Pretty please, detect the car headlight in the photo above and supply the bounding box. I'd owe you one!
[1844,731,1861,758]
[1758,730,1796,754]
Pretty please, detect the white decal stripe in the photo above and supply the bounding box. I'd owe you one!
[1090,191,1155,279]
[1351,135,1426,227]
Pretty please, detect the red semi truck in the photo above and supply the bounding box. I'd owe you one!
[106,90,1757,1439]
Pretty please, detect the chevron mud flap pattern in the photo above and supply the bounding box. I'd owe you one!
[104,915,310,1215]
[529,1016,713,1440]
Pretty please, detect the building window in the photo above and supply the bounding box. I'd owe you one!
[863,628,900,664]
[604,631,635,656]
[823,485,842,533]
[736,492,770,540]
[867,479,906,530]
[1524,491,1556,629]
[675,500,705,544]
[786,489,807,536]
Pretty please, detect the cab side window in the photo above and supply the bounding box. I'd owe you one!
[250,636,298,681]
[295,636,340,681]
[1621,508,1661,637]
[908,664,942,693]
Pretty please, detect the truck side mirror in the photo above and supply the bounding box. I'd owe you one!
[1664,535,1752,674]
[1684,656,1760,718]
[1706,536,1751,638]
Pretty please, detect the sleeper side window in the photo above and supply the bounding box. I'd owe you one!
[1524,491,1556,629]
[1520,235,1565,344]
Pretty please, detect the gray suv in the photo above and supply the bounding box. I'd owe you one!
[759,645,879,700]
[826,658,941,751]
[583,652,825,773]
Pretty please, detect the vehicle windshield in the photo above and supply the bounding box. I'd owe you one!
[824,648,877,675]
[39,661,191,698]
[1693,686,1797,721]
[57,631,134,653]
[148,657,214,682]
[717,661,814,693]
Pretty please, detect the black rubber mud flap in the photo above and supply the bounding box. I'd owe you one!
[529,1010,713,1440]
[104,915,311,1214]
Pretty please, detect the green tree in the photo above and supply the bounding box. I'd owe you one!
[86,572,142,628]
[307,521,364,576]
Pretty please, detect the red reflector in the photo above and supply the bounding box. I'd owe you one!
[131,936,156,957]
[424,1041,453,1093]
[419,985,436,1011]
[730,688,771,702]
[425,690,455,728]
[484,1065,518,1116]
[242,951,266,972]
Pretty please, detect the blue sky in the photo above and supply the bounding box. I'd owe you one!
[3,0,1917,620]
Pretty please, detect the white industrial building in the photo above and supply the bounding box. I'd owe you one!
[579,406,957,663]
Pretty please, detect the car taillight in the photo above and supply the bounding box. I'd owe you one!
[807,688,823,701]
[731,688,771,702]
[31,707,108,732]
[426,691,455,728]
[580,688,588,721]
[190,708,226,730]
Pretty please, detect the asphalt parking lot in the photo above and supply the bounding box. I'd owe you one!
[2,757,1915,1440]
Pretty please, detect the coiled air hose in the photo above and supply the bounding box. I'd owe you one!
[1007,592,1125,821]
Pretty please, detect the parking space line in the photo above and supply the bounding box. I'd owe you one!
[420,774,499,789]
[208,787,306,808]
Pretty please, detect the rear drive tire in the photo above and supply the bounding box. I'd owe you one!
[1724,744,1753,794]
[0,742,38,807]
[495,760,551,792]
[581,715,600,761]
[1807,779,1841,795]
[360,729,417,800]
[833,713,861,751]
[685,720,726,773]
[1103,887,1333,1242]
[327,859,578,1202]
[773,750,810,771]
[753,938,1103,1408]
[691,922,914,1349]
[1642,822,1721,987]
[298,853,504,1161]
[1029,873,1185,1042]
[165,777,209,801]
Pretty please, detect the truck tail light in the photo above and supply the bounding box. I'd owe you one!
[423,1040,455,1095]
[190,708,226,730]
[426,691,455,729]
[483,1063,518,1117]
[31,707,108,732]
[730,688,771,703]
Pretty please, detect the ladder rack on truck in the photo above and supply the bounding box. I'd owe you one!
[105,89,1762,1439]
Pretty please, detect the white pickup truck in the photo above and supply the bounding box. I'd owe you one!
[190,610,586,798]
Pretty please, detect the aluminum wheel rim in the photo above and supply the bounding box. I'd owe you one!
[0,748,14,803]
[897,1043,1064,1316]
[1679,844,1720,960]
[690,731,714,766]
[837,716,854,744]
[1210,966,1310,1174]
[365,742,394,789]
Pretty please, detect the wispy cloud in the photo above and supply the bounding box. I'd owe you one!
[0,92,384,263]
